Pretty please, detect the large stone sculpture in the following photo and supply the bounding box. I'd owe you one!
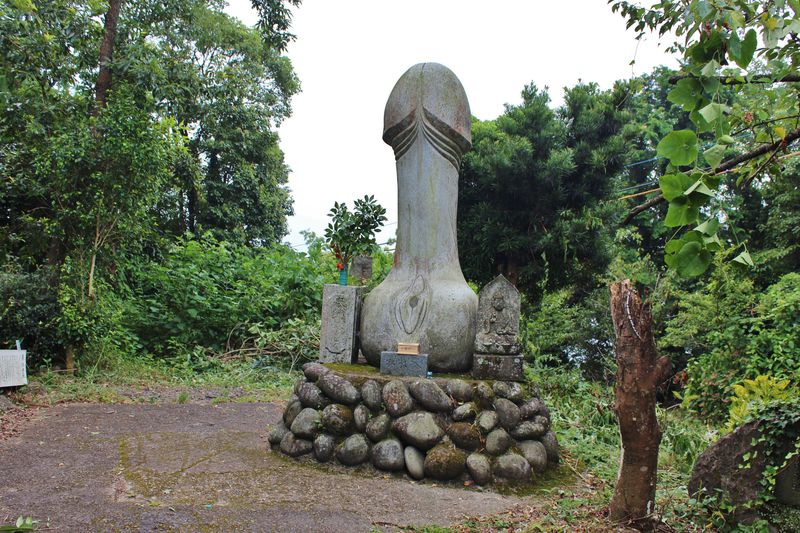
[360,63,477,372]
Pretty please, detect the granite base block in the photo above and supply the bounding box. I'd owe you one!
[380,352,428,377]
[472,354,524,381]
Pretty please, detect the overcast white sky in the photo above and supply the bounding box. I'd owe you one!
[225,0,678,249]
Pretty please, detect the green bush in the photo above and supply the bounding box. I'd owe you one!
[0,265,61,367]
[665,261,800,421]
[123,236,326,357]
[747,273,800,379]
[726,375,795,433]
[521,286,615,379]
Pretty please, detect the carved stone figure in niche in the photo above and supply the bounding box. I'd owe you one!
[474,275,521,355]
[483,291,515,336]
[359,63,477,372]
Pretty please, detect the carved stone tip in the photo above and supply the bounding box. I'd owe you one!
[383,62,472,159]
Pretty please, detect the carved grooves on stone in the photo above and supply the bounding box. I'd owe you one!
[421,109,464,170]
[395,274,430,334]
[388,111,419,162]
[384,108,471,170]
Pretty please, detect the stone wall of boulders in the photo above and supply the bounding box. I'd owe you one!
[267,363,559,485]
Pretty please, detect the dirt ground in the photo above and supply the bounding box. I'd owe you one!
[0,399,550,532]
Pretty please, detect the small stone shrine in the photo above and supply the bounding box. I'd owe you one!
[472,275,524,381]
[271,63,558,487]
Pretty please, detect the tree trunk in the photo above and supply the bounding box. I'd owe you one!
[188,185,198,234]
[609,280,672,528]
[65,345,76,374]
[93,0,123,114]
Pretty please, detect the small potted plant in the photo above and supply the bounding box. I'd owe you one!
[324,195,387,285]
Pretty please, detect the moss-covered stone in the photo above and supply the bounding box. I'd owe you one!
[446,379,473,402]
[494,398,520,430]
[424,443,466,480]
[335,434,370,466]
[409,379,452,412]
[318,372,361,405]
[365,413,391,442]
[474,382,495,409]
[446,422,482,451]
[382,380,414,417]
[452,402,477,422]
[321,404,354,435]
[393,412,444,450]
[360,379,383,411]
[493,453,531,481]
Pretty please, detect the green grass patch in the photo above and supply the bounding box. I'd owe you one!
[15,352,300,405]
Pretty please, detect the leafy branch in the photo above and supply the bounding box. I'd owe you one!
[623,126,800,224]
[611,0,800,276]
[668,73,800,84]
[323,195,387,271]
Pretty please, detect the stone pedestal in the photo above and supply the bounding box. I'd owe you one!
[270,365,559,486]
[380,352,428,377]
[472,354,524,382]
[319,284,364,364]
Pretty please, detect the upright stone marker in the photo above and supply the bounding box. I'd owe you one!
[319,284,365,364]
[472,275,524,381]
[350,256,373,284]
[360,63,477,373]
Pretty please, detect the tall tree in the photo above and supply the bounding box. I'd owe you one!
[0,0,302,365]
[117,0,300,244]
[458,82,633,300]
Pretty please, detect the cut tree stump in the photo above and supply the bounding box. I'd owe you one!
[609,280,672,529]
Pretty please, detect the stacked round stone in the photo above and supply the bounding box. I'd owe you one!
[268,363,560,485]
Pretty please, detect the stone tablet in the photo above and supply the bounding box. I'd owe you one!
[350,256,373,283]
[360,63,477,372]
[474,275,521,355]
[380,352,428,377]
[319,284,364,364]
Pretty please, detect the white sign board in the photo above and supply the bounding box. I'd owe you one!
[0,350,27,387]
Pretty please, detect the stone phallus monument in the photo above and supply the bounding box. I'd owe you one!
[270,63,558,486]
[360,62,477,373]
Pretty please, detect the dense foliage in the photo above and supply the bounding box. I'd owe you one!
[0,0,302,366]
[458,82,633,299]
[611,0,800,277]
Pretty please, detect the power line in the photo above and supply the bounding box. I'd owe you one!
[624,156,661,168]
